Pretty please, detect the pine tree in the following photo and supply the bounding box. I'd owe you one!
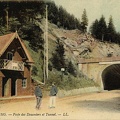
[107,15,116,42]
[30,25,43,52]
[58,6,65,28]
[9,17,21,32]
[51,39,66,71]
[90,19,99,38]
[47,1,59,24]
[81,9,88,32]
[67,61,76,77]
[97,15,107,41]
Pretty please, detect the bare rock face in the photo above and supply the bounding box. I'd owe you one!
[40,19,120,61]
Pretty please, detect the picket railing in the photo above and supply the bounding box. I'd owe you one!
[0,59,24,71]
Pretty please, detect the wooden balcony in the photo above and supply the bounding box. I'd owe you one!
[0,59,24,71]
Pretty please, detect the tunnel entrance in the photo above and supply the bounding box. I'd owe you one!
[102,64,120,90]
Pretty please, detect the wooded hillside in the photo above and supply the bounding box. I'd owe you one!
[0,1,120,90]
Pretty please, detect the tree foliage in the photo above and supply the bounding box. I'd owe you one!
[97,15,107,40]
[0,1,45,51]
[90,15,120,44]
[106,15,116,42]
[67,61,77,77]
[0,0,84,37]
[81,9,88,32]
[51,39,66,71]
[47,1,82,30]
[90,19,99,38]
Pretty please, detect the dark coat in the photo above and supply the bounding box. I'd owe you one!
[34,86,42,97]
[50,85,58,96]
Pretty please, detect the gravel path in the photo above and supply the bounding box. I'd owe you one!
[0,90,120,120]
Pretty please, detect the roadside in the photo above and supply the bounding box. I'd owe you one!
[0,90,120,120]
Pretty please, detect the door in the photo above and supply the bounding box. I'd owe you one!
[11,78,16,96]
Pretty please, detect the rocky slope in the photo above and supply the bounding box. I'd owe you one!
[36,19,120,64]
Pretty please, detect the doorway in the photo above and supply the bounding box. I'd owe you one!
[2,78,9,97]
[11,78,17,96]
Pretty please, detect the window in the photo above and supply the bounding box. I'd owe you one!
[22,78,27,88]
[7,52,13,60]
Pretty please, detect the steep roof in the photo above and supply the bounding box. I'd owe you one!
[0,32,34,63]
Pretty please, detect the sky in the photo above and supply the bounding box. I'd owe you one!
[53,0,120,32]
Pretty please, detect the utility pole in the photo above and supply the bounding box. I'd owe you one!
[46,5,48,80]
[43,31,46,84]
[44,5,48,83]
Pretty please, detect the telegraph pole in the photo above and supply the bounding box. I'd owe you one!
[44,5,48,83]
[46,5,48,80]
[43,31,46,84]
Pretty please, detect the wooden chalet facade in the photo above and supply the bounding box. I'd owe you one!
[0,32,34,97]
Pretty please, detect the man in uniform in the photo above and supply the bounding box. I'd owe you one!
[34,84,42,110]
[49,83,58,108]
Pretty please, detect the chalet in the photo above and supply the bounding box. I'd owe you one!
[0,32,34,98]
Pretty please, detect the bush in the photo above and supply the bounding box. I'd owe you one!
[32,66,38,76]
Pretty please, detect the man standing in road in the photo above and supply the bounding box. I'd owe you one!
[34,84,42,110]
[49,82,58,108]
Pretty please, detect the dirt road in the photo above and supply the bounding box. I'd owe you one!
[0,90,120,120]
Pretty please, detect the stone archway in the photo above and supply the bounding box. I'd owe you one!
[102,64,120,90]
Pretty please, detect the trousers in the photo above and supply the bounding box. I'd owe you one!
[49,96,56,108]
[36,96,42,109]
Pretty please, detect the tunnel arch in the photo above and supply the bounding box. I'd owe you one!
[102,64,120,90]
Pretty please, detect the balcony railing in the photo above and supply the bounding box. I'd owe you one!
[0,59,24,71]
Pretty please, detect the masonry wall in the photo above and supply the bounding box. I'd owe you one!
[17,78,31,96]
[78,62,110,90]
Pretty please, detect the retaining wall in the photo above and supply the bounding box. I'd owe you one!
[58,87,101,97]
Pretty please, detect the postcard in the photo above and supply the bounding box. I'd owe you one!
[0,0,120,120]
